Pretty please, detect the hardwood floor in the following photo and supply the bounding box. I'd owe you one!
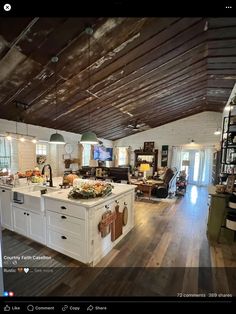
[2,185,236,296]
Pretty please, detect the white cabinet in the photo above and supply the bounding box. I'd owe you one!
[0,188,13,230]
[45,199,87,263]
[45,189,135,265]
[44,198,85,219]
[12,206,27,236]
[12,205,46,244]
[91,191,135,265]
[28,211,46,244]
[47,228,86,262]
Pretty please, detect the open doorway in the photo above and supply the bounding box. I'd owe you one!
[180,149,213,186]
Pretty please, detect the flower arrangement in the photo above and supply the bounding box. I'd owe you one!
[68,181,114,199]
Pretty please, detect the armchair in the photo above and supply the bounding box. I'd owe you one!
[151,167,177,198]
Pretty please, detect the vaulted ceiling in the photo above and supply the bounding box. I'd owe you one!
[0,17,235,140]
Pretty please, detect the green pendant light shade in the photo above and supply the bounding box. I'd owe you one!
[49,132,65,144]
[80,131,98,144]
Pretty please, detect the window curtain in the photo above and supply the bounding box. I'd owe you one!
[170,146,182,171]
[114,147,119,167]
[90,145,94,160]
[78,143,84,168]
[114,147,131,167]
[197,147,213,186]
[0,137,11,169]
[126,146,131,165]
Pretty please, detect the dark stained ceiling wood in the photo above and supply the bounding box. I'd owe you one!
[0,17,235,140]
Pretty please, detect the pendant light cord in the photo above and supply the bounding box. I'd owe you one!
[51,56,59,134]
[55,60,58,121]
[88,29,91,128]
[85,26,93,131]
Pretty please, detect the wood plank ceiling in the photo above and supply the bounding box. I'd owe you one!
[0,17,235,140]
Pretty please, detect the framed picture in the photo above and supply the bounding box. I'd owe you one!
[144,142,154,152]
[226,175,236,193]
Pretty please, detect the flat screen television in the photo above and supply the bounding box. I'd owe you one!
[94,145,113,161]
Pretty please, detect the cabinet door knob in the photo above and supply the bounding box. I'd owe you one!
[27,213,29,216]
[2,190,5,192]
[61,215,67,219]
[24,212,26,215]
[61,235,67,240]
[124,202,127,206]
[105,205,109,209]
[115,200,119,204]
[61,206,67,210]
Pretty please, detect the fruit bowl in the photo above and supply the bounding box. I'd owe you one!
[68,181,114,199]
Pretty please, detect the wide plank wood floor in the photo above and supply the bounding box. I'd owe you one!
[2,185,236,296]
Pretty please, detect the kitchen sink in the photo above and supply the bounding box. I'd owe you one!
[24,187,60,197]
[15,185,60,193]
[12,186,61,213]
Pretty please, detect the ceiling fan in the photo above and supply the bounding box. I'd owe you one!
[124,120,148,132]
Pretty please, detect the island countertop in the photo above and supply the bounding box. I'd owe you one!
[42,183,135,208]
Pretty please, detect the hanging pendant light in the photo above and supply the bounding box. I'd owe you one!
[80,27,98,145]
[80,131,98,144]
[49,56,65,144]
[49,132,65,144]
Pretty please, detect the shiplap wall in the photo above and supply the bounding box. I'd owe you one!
[0,118,113,176]
[114,111,223,167]
[18,141,36,172]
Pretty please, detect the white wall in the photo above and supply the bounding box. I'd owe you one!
[18,141,36,172]
[0,112,224,175]
[0,118,113,176]
[114,111,223,167]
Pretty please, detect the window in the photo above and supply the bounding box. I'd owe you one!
[118,147,128,166]
[36,143,47,155]
[0,137,11,170]
[82,144,91,166]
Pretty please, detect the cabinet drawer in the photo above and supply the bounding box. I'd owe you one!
[47,210,85,240]
[47,229,86,263]
[44,198,86,219]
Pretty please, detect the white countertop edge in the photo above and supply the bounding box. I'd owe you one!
[42,184,135,208]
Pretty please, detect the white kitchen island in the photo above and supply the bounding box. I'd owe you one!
[43,182,135,266]
[0,181,135,266]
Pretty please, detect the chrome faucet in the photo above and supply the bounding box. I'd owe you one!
[42,164,53,187]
